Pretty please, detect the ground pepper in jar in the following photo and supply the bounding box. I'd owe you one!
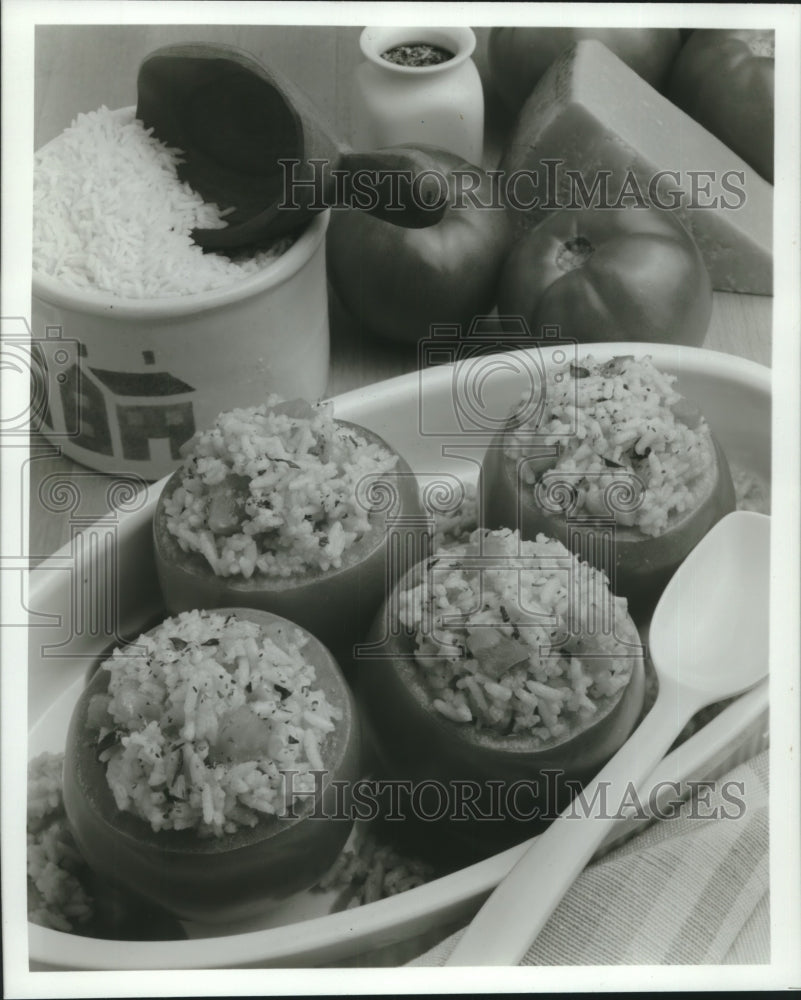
[381,43,454,67]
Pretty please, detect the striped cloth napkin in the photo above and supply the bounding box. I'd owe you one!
[408,750,769,965]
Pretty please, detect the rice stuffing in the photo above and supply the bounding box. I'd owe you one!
[431,481,479,549]
[33,106,294,298]
[316,827,435,908]
[730,462,771,514]
[163,396,399,578]
[399,528,638,743]
[503,355,717,537]
[88,610,342,838]
[27,752,94,932]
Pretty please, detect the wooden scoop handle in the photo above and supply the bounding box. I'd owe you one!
[138,43,450,249]
[192,146,450,249]
[333,147,449,228]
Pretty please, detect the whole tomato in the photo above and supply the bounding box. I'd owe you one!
[496,206,712,346]
[326,147,512,344]
[668,30,774,183]
[488,27,682,112]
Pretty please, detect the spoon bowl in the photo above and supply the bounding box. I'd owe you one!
[445,510,771,965]
[650,510,771,697]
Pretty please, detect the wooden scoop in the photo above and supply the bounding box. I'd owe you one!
[136,43,449,250]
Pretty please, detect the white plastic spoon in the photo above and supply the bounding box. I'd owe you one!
[446,510,771,966]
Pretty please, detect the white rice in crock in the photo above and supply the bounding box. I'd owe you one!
[33,105,293,298]
[503,356,717,537]
[399,528,637,743]
[88,610,342,838]
[164,397,399,578]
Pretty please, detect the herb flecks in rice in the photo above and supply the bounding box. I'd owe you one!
[89,610,342,838]
[164,397,399,578]
[33,106,294,298]
[400,528,637,743]
[504,356,717,537]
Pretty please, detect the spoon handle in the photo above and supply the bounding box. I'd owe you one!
[445,679,700,966]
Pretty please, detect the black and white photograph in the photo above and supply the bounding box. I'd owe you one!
[3,1,800,993]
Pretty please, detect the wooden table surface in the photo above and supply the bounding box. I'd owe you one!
[29,24,772,563]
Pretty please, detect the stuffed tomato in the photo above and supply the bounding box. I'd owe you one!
[63,608,360,925]
[480,355,736,619]
[153,397,425,670]
[357,529,645,860]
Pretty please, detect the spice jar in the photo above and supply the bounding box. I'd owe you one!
[352,26,484,164]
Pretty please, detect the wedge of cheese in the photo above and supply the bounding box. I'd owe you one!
[500,40,773,294]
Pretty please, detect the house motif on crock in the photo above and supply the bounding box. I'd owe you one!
[33,340,196,465]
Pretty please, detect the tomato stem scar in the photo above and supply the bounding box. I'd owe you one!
[556,236,595,272]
